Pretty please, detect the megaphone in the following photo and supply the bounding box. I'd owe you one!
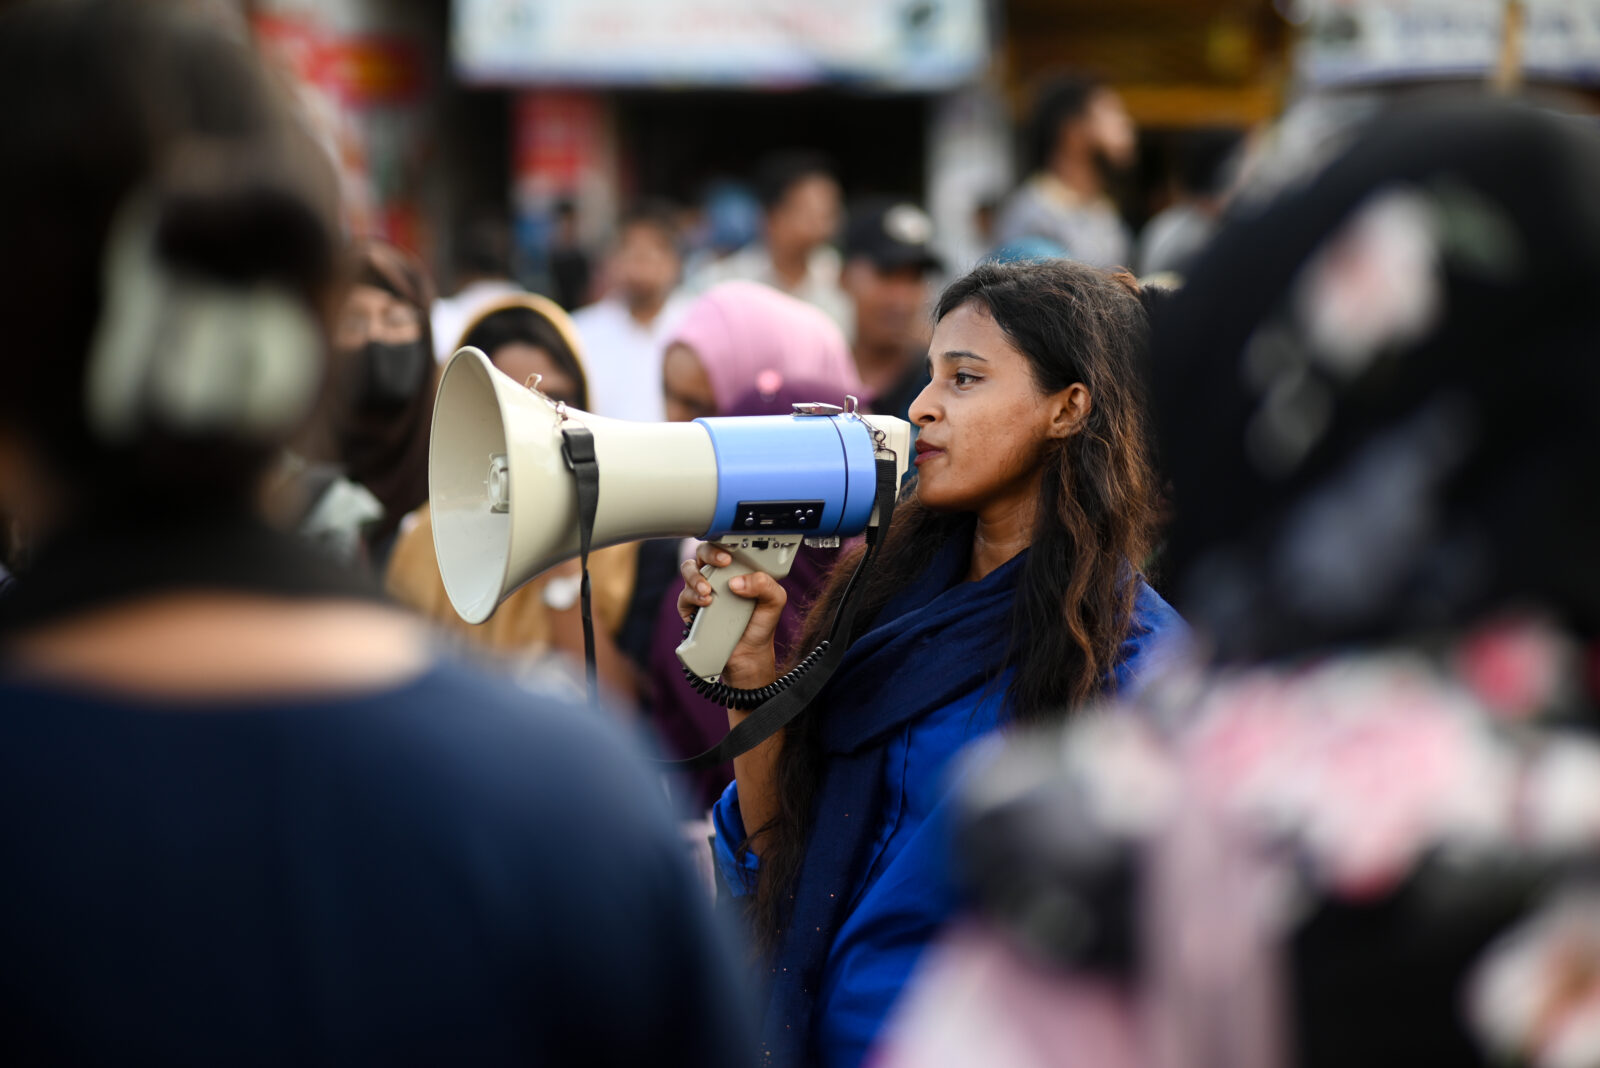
[430,347,911,686]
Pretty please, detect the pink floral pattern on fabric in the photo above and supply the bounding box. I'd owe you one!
[1294,186,1443,379]
[1181,659,1513,899]
[882,618,1600,1068]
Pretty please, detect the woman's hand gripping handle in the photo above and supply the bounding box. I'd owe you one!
[676,540,794,691]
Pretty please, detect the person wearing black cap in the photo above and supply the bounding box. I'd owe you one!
[842,198,943,422]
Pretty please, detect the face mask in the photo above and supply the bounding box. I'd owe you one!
[349,338,428,410]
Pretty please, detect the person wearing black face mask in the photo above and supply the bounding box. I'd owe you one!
[325,240,438,568]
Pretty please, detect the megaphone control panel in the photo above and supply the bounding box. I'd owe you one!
[732,501,826,532]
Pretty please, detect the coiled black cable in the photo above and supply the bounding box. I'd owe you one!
[679,622,831,710]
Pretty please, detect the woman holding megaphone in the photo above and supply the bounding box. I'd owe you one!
[681,258,1186,1067]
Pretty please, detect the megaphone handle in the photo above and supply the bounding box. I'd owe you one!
[677,540,800,680]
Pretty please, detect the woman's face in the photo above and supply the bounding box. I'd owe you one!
[491,342,581,408]
[663,342,717,422]
[334,284,422,351]
[908,300,1089,517]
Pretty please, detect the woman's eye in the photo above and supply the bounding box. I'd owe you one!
[953,370,979,387]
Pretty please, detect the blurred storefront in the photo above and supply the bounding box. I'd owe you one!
[249,0,437,254]
[449,0,992,286]
[442,0,1309,280]
[1293,0,1600,91]
[241,0,1600,289]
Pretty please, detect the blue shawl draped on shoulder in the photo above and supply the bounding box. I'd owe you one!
[761,535,1024,1065]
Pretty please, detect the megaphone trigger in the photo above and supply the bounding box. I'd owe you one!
[677,537,803,681]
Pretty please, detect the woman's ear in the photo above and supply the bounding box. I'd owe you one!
[1047,383,1093,439]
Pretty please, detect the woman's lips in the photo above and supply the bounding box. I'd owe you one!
[913,442,944,466]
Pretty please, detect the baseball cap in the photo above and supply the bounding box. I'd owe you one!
[844,199,942,274]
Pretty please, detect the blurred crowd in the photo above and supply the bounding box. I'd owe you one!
[7,2,1600,1067]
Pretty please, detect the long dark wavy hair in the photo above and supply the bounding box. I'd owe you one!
[745,259,1161,950]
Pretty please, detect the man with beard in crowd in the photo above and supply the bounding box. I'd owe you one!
[995,75,1138,269]
[841,199,942,422]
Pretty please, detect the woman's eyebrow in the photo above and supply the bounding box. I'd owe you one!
[927,349,988,376]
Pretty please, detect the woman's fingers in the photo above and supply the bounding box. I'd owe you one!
[676,557,712,624]
[726,571,788,652]
[694,543,733,569]
[679,557,713,599]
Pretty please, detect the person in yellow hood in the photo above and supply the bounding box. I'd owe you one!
[385,294,640,705]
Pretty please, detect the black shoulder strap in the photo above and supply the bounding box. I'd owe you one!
[665,456,899,770]
[560,425,600,712]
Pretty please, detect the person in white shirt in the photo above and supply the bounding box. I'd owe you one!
[430,213,523,362]
[683,151,852,333]
[570,201,688,423]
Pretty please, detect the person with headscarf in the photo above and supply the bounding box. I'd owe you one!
[385,294,641,703]
[881,98,1600,1068]
[328,240,437,567]
[639,282,865,805]
[0,4,751,1064]
[661,279,864,423]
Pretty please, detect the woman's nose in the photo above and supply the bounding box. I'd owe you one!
[907,379,937,425]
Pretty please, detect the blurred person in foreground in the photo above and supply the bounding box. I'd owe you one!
[387,294,642,705]
[686,150,851,331]
[880,99,1600,1068]
[0,4,751,1064]
[647,282,864,812]
[325,239,438,568]
[679,262,1186,1067]
[995,74,1138,269]
[841,198,943,423]
[571,199,690,423]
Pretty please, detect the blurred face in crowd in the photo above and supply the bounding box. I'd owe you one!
[489,343,580,408]
[767,174,842,260]
[908,300,1088,516]
[662,343,717,423]
[335,284,423,350]
[1083,87,1136,172]
[331,282,429,414]
[611,221,680,311]
[843,260,929,353]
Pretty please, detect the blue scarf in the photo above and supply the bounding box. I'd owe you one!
[760,536,1025,1065]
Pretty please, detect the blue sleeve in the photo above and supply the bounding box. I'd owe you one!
[1112,581,1191,696]
[711,778,761,898]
